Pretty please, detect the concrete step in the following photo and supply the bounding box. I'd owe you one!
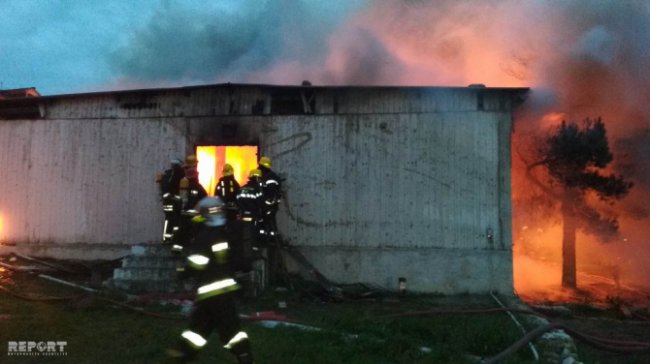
[113,267,178,281]
[121,255,184,269]
[106,278,186,294]
[129,244,177,257]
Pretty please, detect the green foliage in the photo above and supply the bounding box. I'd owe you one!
[542,118,632,196]
[538,117,632,241]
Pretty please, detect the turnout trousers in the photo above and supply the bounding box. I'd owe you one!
[169,292,253,363]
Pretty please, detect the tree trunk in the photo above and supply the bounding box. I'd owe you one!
[561,190,577,289]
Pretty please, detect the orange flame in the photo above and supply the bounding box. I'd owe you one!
[196,146,258,196]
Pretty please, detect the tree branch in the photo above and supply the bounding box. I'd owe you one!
[515,147,561,200]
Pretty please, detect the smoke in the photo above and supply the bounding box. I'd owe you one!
[109,0,368,86]
[110,0,650,292]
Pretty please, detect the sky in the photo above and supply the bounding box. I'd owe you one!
[2,0,649,104]
[1,0,157,95]
[0,0,367,95]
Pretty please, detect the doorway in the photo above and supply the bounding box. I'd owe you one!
[195,145,259,196]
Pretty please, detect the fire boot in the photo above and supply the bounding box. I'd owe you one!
[162,193,182,244]
[225,332,254,364]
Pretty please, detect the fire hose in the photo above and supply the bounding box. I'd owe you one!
[482,322,650,364]
[383,305,650,361]
[0,285,84,302]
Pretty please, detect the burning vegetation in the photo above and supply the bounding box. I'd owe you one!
[513,118,639,304]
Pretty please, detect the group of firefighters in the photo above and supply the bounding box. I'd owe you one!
[156,154,282,364]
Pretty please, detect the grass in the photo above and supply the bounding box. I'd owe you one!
[0,269,544,363]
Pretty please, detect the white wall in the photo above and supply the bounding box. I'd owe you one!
[0,85,523,292]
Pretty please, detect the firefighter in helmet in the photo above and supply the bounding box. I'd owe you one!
[158,158,185,244]
[157,158,185,197]
[257,156,282,240]
[236,169,264,239]
[171,154,208,254]
[180,155,207,210]
[234,169,265,295]
[215,163,240,225]
[167,196,254,364]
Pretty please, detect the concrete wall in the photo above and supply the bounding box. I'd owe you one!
[0,84,525,293]
[0,117,186,259]
[269,111,514,293]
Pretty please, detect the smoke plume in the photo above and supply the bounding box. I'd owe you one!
[110,0,650,295]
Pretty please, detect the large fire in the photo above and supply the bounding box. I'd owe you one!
[338,1,650,306]
[196,146,258,196]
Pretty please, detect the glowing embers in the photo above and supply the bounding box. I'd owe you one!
[196,146,258,196]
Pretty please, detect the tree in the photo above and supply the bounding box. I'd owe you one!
[525,118,632,289]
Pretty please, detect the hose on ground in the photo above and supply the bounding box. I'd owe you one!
[0,284,85,302]
[382,307,547,319]
[383,306,650,361]
[482,322,650,364]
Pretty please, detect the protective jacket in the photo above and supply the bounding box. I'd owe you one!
[181,225,240,299]
[236,180,264,220]
[259,167,282,208]
[160,165,185,196]
[182,177,208,211]
[170,201,253,364]
[161,193,183,243]
[173,175,207,254]
[216,175,241,204]
[258,167,281,239]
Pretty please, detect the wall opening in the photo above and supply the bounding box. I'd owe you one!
[196,145,258,196]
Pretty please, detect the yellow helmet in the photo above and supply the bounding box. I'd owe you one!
[185,155,198,167]
[222,164,234,176]
[179,177,189,189]
[259,156,272,169]
[249,169,262,178]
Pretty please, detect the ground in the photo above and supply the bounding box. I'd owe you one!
[0,256,649,364]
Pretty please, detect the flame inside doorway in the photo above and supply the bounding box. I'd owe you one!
[196,146,258,196]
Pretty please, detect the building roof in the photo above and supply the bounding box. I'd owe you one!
[0,87,40,99]
[6,83,529,100]
[0,83,529,120]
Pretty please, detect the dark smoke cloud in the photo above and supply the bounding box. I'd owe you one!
[321,27,407,85]
[109,0,368,85]
[535,1,650,134]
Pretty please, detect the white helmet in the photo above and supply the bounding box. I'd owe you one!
[197,197,226,227]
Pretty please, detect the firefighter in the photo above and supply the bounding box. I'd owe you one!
[234,169,265,295]
[158,159,184,245]
[257,157,288,287]
[181,154,208,210]
[257,156,282,240]
[166,197,254,364]
[161,192,183,244]
[158,159,185,196]
[171,155,208,254]
[215,163,240,225]
[236,169,264,244]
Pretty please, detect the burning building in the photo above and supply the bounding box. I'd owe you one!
[0,83,527,294]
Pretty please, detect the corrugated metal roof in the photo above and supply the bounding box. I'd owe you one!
[2,82,528,101]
